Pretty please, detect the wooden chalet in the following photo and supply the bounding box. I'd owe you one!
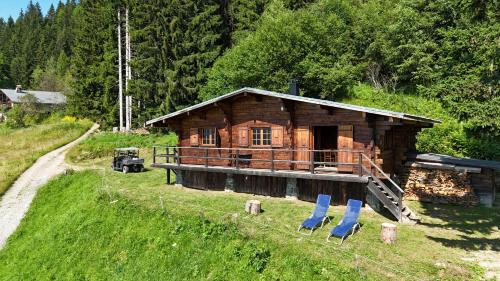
[146,87,440,222]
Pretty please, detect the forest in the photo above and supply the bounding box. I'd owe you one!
[0,0,498,159]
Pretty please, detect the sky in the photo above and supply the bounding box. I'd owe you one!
[0,0,60,20]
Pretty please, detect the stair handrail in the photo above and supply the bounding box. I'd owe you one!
[360,153,404,194]
[361,154,404,221]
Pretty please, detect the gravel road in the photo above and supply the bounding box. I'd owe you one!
[0,124,98,249]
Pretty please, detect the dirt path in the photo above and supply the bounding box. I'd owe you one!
[462,250,500,280]
[0,123,99,249]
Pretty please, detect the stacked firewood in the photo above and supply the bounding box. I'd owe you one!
[400,166,479,206]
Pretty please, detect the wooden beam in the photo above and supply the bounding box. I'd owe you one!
[281,99,296,135]
[215,101,233,150]
[151,163,369,183]
[196,111,206,120]
[320,105,334,115]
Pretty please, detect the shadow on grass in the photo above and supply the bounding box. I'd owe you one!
[418,202,500,250]
[426,235,500,251]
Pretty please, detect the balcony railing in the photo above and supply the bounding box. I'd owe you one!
[152,146,370,175]
[152,146,406,221]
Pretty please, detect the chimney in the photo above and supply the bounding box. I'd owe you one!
[15,85,22,93]
[289,79,298,96]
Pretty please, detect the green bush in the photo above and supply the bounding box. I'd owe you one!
[345,85,500,160]
[5,106,26,128]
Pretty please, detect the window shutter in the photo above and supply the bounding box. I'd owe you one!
[190,128,199,146]
[337,125,353,172]
[238,127,248,147]
[271,126,283,147]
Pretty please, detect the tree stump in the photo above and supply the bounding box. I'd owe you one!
[380,223,397,244]
[245,200,261,215]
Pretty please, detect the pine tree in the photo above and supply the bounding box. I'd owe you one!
[225,0,268,44]
[70,0,119,126]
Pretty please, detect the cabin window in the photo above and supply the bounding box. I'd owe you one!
[201,128,216,146]
[252,127,271,146]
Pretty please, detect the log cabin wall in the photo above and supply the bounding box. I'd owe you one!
[175,90,425,176]
[294,102,375,174]
[471,169,496,195]
[376,124,421,176]
[0,92,11,107]
[179,107,229,166]
[231,94,292,170]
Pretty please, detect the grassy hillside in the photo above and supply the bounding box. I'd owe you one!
[0,118,92,196]
[343,85,500,160]
[12,133,486,280]
[1,132,494,280]
[1,167,489,280]
[0,171,367,280]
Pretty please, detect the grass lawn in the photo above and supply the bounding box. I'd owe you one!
[1,132,495,280]
[0,119,92,196]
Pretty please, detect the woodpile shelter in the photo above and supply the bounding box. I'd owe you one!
[0,86,66,109]
[146,87,441,223]
[403,153,499,207]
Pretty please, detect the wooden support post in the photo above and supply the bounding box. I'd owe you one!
[167,169,171,184]
[310,150,315,174]
[153,146,156,164]
[165,146,169,164]
[236,149,240,169]
[271,149,275,172]
[358,152,363,177]
[205,148,209,167]
[398,193,403,221]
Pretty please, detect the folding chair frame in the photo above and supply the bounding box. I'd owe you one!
[297,216,332,236]
[326,222,361,244]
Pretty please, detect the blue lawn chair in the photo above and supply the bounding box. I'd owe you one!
[327,199,362,244]
[297,194,331,235]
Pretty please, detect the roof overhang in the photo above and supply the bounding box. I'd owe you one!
[0,89,66,105]
[146,87,441,126]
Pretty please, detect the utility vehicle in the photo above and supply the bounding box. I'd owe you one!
[112,147,144,173]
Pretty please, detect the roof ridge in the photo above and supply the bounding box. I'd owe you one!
[145,87,441,125]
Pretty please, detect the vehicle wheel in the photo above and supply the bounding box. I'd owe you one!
[122,166,129,174]
[139,165,144,172]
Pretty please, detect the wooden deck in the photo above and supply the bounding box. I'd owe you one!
[151,163,369,183]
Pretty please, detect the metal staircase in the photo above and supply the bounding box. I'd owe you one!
[361,155,419,224]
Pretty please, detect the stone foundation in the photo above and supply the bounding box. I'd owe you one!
[285,178,297,199]
[225,173,234,192]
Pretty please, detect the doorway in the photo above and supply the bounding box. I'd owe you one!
[313,126,338,167]
[314,126,338,150]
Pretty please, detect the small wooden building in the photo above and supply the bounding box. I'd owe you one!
[147,87,440,222]
[404,153,499,206]
[0,86,66,109]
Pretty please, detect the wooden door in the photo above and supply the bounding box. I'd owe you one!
[337,125,353,173]
[295,126,310,170]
